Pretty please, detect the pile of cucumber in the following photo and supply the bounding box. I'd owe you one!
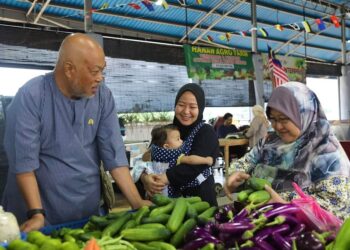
[33,195,217,250]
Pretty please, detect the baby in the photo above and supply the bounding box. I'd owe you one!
[142,124,213,196]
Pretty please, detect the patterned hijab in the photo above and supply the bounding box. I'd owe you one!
[251,82,350,191]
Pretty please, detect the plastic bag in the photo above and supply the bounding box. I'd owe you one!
[291,182,342,232]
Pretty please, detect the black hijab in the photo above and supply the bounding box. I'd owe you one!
[173,83,205,139]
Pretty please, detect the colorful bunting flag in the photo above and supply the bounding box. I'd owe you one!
[101,3,109,9]
[315,19,326,31]
[128,3,141,9]
[330,15,340,28]
[239,31,247,37]
[196,0,203,4]
[274,24,284,31]
[142,0,154,11]
[288,23,300,30]
[259,28,268,37]
[268,46,289,88]
[161,0,169,9]
[302,21,311,33]
[207,35,213,42]
[225,33,232,42]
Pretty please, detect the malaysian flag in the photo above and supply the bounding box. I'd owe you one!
[268,46,289,88]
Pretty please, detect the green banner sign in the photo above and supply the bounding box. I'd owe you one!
[184,44,255,80]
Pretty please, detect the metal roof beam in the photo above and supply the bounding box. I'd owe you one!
[178,0,226,43]
[43,0,346,43]
[0,5,341,54]
[33,0,51,24]
[192,0,246,44]
[26,0,37,17]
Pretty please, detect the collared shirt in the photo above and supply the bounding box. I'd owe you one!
[2,72,127,224]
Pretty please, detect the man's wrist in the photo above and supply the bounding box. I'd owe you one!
[27,208,45,219]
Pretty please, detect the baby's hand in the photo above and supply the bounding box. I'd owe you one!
[207,157,213,166]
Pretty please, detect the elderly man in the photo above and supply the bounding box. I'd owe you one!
[2,33,151,232]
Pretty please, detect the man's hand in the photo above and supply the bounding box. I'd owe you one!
[264,185,288,204]
[20,214,45,232]
[224,171,250,200]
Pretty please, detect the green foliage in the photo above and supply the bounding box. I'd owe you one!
[120,112,172,124]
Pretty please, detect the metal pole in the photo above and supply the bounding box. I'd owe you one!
[251,0,257,53]
[341,6,346,65]
[84,0,93,33]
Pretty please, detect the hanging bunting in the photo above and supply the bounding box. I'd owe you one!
[196,0,203,4]
[274,24,284,31]
[259,28,268,37]
[315,18,326,31]
[101,3,109,9]
[219,35,226,41]
[207,35,213,42]
[142,0,155,11]
[239,31,247,37]
[302,21,311,33]
[330,15,340,28]
[128,3,141,9]
[288,23,300,30]
[161,0,169,9]
[225,32,232,42]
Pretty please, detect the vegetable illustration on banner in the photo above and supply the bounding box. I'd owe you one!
[183,45,254,81]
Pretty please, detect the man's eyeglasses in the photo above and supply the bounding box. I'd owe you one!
[269,117,290,125]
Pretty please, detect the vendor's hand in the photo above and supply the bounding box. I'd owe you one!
[20,213,45,232]
[264,185,288,204]
[224,172,250,200]
[141,173,165,195]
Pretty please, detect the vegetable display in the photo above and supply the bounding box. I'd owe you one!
[2,186,348,250]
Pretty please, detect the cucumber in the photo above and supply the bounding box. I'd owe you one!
[79,230,102,241]
[247,190,271,204]
[137,223,167,229]
[198,206,217,224]
[133,206,150,225]
[131,242,158,250]
[191,201,210,213]
[237,188,254,202]
[170,218,196,248]
[102,212,132,237]
[121,228,171,241]
[148,241,176,250]
[247,177,271,191]
[149,200,175,217]
[89,215,112,229]
[141,214,170,224]
[186,202,198,219]
[106,210,128,219]
[167,197,187,233]
[151,194,172,206]
[121,219,137,230]
[184,196,202,203]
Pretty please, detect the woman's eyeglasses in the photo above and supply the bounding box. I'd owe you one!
[269,117,290,125]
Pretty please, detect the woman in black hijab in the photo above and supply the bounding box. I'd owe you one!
[141,83,220,206]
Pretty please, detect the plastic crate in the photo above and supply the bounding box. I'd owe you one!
[40,217,89,235]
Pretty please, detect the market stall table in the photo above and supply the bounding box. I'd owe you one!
[219,138,249,174]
